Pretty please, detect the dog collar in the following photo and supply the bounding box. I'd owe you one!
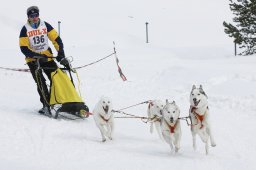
[100,115,110,122]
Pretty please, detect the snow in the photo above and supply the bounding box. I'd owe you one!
[1,0,256,169]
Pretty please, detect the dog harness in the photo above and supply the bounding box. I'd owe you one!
[191,106,205,129]
[164,119,178,134]
[150,115,161,122]
[148,102,162,123]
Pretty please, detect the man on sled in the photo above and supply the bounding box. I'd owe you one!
[19,6,89,119]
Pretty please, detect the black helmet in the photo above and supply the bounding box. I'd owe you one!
[27,6,39,17]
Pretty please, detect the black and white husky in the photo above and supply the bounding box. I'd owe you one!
[93,96,114,142]
[189,85,216,155]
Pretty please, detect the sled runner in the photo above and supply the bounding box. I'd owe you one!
[35,56,90,119]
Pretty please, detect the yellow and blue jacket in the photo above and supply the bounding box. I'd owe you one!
[19,19,64,63]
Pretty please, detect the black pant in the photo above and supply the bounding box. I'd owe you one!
[27,60,58,107]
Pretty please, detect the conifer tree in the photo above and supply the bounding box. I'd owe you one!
[223,0,256,55]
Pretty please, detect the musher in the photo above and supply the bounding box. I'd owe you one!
[19,6,69,115]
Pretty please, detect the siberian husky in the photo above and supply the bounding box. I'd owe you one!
[161,100,181,153]
[93,96,114,142]
[147,100,165,140]
[189,85,216,155]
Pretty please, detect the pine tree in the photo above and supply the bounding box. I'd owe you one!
[223,0,256,55]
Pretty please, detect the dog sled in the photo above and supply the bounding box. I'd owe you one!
[35,56,90,120]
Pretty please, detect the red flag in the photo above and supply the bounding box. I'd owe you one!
[113,42,127,81]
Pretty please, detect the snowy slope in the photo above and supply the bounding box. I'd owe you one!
[1,0,256,170]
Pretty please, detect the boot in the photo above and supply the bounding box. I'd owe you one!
[38,106,51,116]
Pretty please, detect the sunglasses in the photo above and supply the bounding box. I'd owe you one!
[29,13,39,19]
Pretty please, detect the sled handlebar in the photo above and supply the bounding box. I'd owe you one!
[34,56,76,73]
[34,56,57,59]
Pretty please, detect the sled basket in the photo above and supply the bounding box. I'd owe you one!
[54,102,90,119]
[49,68,90,119]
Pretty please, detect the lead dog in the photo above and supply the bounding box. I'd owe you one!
[147,100,165,140]
[161,100,181,153]
[93,96,114,142]
[189,85,216,155]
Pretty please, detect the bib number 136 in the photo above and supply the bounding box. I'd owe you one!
[33,35,45,44]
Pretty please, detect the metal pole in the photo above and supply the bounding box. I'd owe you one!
[234,42,237,56]
[145,22,149,43]
[58,21,61,37]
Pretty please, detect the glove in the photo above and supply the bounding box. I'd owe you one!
[56,50,65,62]
[60,58,70,69]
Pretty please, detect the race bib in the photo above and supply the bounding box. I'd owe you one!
[25,21,49,52]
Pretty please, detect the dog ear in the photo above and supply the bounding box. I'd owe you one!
[166,99,169,105]
[171,101,176,105]
[192,85,196,90]
[199,88,208,98]
[198,85,208,98]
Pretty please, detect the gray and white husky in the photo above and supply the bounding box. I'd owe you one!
[161,100,181,153]
[189,85,216,155]
[93,96,114,142]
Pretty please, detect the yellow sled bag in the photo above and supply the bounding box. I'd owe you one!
[50,68,83,105]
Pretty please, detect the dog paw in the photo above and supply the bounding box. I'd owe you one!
[205,148,209,155]
[211,143,216,147]
[102,138,106,142]
[175,148,179,153]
